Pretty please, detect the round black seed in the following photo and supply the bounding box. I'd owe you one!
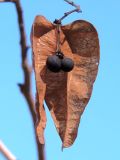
[46,55,62,72]
[61,57,74,72]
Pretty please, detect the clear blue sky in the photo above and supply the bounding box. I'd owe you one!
[0,0,120,160]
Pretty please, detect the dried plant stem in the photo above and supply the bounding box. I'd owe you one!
[56,24,61,52]
[54,0,81,52]
[0,140,16,160]
[55,0,81,24]
[64,0,80,10]
[0,0,15,2]
[0,0,45,160]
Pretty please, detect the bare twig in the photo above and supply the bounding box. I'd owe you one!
[0,1,45,160]
[0,0,15,2]
[54,0,82,24]
[0,140,17,160]
[64,0,81,11]
[59,0,82,22]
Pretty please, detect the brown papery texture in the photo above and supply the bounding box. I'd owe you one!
[31,16,100,148]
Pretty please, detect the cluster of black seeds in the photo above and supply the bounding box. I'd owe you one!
[46,51,74,72]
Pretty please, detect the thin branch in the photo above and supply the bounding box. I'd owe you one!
[64,0,81,11]
[0,1,45,160]
[13,0,36,123]
[54,0,82,24]
[0,0,15,2]
[0,140,17,160]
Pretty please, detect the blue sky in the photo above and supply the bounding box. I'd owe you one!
[0,0,120,160]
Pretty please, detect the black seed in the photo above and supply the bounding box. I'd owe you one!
[61,57,74,72]
[46,55,61,72]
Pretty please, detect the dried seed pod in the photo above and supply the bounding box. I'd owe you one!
[31,16,100,148]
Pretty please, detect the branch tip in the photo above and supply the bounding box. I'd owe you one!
[56,0,82,23]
